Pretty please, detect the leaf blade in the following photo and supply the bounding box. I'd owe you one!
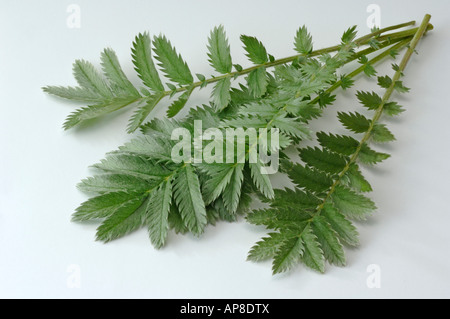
[166,86,194,118]
[132,32,165,92]
[240,35,268,64]
[246,67,268,98]
[211,77,232,111]
[294,25,313,54]
[101,48,140,97]
[152,35,193,85]
[72,59,112,98]
[173,164,207,235]
[207,25,232,74]
[127,92,165,133]
[145,179,173,248]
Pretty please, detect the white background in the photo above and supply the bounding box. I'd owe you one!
[1,0,449,299]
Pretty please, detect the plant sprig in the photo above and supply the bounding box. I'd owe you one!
[246,14,432,274]
[43,15,433,277]
[43,20,431,133]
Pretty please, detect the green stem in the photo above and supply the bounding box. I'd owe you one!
[310,38,412,106]
[355,20,415,43]
[146,20,425,100]
[375,23,433,44]
[315,14,431,213]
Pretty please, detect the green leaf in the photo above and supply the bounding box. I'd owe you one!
[359,143,390,165]
[119,135,173,161]
[368,38,381,50]
[205,204,220,226]
[63,96,138,130]
[72,59,112,98]
[207,25,232,74]
[287,163,333,194]
[356,91,382,110]
[240,35,268,64]
[202,163,238,205]
[152,35,194,85]
[168,205,188,234]
[95,195,147,242]
[377,75,392,89]
[363,64,377,77]
[383,101,405,116]
[127,92,165,133]
[211,77,231,111]
[140,117,185,137]
[245,209,276,226]
[196,73,206,81]
[239,102,278,118]
[287,101,322,121]
[272,236,305,274]
[269,209,312,230]
[246,208,310,229]
[92,153,172,180]
[210,198,237,222]
[247,232,288,262]
[394,81,410,93]
[341,26,357,43]
[72,191,145,222]
[270,188,321,210]
[321,203,359,246]
[173,164,207,235]
[358,55,369,64]
[299,147,347,174]
[271,113,311,139]
[131,32,165,92]
[166,82,177,91]
[42,86,105,103]
[249,160,274,199]
[145,179,173,248]
[389,49,399,59]
[100,48,140,97]
[339,75,354,90]
[372,123,395,143]
[77,174,153,194]
[316,132,359,156]
[294,25,313,54]
[247,67,268,97]
[300,224,325,273]
[166,86,194,118]
[392,63,400,72]
[343,163,372,193]
[312,216,346,266]
[331,185,376,220]
[221,164,245,213]
[222,115,267,130]
[338,111,371,133]
[318,92,336,108]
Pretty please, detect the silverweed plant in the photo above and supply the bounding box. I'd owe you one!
[43,14,432,275]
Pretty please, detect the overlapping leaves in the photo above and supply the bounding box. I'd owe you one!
[42,20,425,276]
[247,66,408,274]
[69,25,358,248]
